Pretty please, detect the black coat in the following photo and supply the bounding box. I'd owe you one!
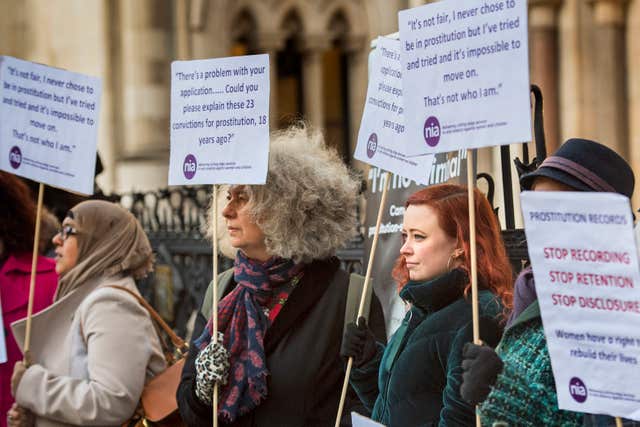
[177,257,385,427]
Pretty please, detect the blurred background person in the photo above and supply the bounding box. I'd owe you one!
[0,172,58,427]
[38,209,60,258]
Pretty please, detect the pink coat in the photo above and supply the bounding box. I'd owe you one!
[0,253,57,425]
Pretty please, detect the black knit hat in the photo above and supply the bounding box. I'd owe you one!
[520,138,635,198]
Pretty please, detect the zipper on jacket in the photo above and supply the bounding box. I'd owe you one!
[379,308,417,421]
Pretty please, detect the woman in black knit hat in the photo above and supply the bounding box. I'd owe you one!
[461,138,636,427]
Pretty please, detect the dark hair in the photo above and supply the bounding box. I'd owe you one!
[392,184,513,310]
[0,172,36,254]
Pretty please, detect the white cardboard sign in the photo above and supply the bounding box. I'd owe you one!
[169,54,270,185]
[0,56,101,195]
[354,36,434,185]
[521,191,640,420]
[351,412,386,427]
[398,0,531,154]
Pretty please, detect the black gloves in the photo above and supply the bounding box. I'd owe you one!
[341,316,378,368]
[461,343,504,405]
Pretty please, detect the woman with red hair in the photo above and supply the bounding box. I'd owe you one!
[341,183,512,426]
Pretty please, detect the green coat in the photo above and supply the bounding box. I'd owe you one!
[479,301,583,426]
[350,269,503,427]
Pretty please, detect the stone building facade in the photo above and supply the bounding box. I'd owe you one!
[1,0,639,221]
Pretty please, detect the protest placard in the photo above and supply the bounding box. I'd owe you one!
[398,0,530,154]
[521,191,640,420]
[169,54,270,426]
[354,36,434,184]
[338,37,399,424]
[0,56,101,195]
[169,54,270,185]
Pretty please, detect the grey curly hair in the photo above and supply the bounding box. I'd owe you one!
[209,125,359,263]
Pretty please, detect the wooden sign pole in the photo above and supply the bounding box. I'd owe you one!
[466,150,480,345]
[465,150,481,427]
[212,184,219,427]
[334,171,391,427]
[23,182,45,360]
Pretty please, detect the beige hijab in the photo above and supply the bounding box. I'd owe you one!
[54,200,154,301]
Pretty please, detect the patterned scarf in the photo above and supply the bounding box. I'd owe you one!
[195,251,304,422]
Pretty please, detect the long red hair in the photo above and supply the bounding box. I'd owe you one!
[392,184,513,310]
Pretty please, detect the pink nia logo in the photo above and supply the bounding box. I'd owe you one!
[183,154,197,180]
[423,116,441,147]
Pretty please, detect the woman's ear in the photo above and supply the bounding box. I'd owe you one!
[453,248,464,258]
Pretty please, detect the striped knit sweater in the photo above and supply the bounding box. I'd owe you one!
[479,303,583,426]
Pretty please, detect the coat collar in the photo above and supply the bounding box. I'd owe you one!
[506,300,540,331]
[263,257,340,355]
[497,300,540,354]
[399,268,467,314]
[0,253,56,276]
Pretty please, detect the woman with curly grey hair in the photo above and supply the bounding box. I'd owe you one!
[177,125,384,427]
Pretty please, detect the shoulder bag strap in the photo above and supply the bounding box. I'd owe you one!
[105,285,188,354]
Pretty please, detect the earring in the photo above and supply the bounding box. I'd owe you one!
[446,254,455,272]
[447,250,463,272]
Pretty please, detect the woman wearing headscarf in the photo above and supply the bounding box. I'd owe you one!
[341,184,513,427]
[177,125,385,426]
[0,172,57,426]
[461,138,636,427]
[8,200,166,427]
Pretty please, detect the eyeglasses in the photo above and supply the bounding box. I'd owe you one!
[57,225,77,241]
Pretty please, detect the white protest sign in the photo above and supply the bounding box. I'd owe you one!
[169,54,270,185]
[0,56,101,195]
[351,412,386,427]
[398,0,530,154]
[354,36,434,184]
[521,191,640,420]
